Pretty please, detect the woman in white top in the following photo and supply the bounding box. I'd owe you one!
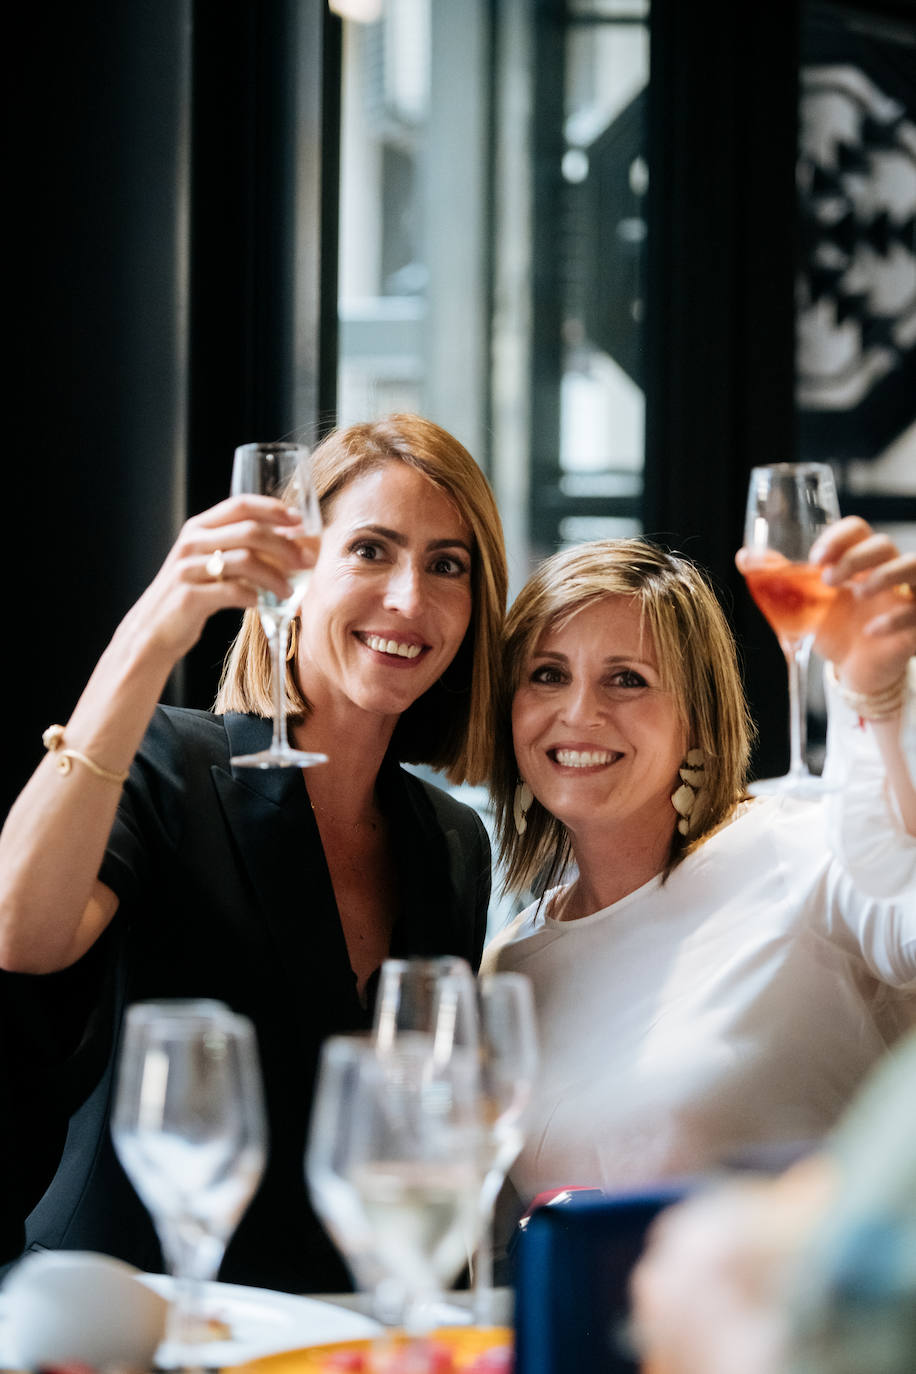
[483,518,916,1217]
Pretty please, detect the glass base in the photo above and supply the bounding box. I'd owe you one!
[747,771,839,799]
[231,748,328,769]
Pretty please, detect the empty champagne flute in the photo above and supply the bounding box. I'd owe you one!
[740,462,841,797]
[306,1033,486,1360]
[111,999,267,1371]
[229,440,327,769]
[471,972,539,1327]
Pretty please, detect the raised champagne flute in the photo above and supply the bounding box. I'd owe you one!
[229,441,327,769]
[741,462,841,797]
[111,999,268,1372]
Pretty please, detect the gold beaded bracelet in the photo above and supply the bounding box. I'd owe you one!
[827,663,909,722]
[42,724,129,786]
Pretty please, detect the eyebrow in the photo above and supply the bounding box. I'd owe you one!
[356,523,473,554]
[532,649,657,670]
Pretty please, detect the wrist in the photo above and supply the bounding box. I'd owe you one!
[827,662,909,721]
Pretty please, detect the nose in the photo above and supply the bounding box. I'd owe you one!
[382,559,424,617]
[558,679,605,727]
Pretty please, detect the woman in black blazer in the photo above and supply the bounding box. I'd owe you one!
[0,413,507,1293]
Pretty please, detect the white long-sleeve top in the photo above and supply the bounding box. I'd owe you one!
[483,671,916,1208]
[823,658,916,897]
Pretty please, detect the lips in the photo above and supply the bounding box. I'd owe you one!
[549,747,620,768]
[358,632,427,660]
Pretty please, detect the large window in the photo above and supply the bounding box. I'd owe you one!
[335,0,650,594]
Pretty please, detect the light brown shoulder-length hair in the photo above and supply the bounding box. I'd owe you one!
[491,538,754,895]
[214,414,507,785]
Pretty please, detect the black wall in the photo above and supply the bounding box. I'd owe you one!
[5,1,339,821]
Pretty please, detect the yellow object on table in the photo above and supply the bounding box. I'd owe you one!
[225,1324,513,1373]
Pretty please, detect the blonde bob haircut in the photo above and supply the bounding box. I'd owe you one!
[215,414,507,786]
[492,538,754,896]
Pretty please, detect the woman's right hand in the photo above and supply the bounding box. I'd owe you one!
[0,495,318,974]
[131,495,319,663]
[809,516,916,699]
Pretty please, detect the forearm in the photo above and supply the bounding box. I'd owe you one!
[0,603,176,972]
[1,491,307,972]
[823,662,916,897]
[873,713,916,837]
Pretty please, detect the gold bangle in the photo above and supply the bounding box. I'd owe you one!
[42,724,129,786]
[827,664,909,722]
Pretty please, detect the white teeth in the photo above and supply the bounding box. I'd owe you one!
[364,634,422,659]
[554,749,614,767]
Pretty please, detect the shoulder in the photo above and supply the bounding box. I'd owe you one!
[124,707,233,803]
[150,705,230,752]
[401,771,490,848]
[138,708,269,771]
[480,898,548,972]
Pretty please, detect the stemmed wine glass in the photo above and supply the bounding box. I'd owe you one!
[373,956,479,1063]
[470,972,538,1327]
[305,1033,486,1356]
[740,462,841,797]
[229,441,327,769]
[111,999,268,1371]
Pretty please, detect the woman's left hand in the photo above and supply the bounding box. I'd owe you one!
[809,516,916,696]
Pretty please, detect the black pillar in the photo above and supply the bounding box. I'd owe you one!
[644,0,802,779]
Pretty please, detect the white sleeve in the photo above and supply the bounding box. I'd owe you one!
[822,660,916,900]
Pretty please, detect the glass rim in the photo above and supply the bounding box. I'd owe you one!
[123,997,255,1035]
[748,461,836,476]
[377,955,474,977]
[234,440,311,457]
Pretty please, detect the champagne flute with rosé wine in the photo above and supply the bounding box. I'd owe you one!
[740,462,841,797]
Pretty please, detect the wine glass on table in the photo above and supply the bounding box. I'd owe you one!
[111,999,268,1372]
[306,1033,486,1365]
[740,462,841,797]
[373,956,480,1063]
[229,440,327,769]
[470,972,539,1328]
[371,956,480,1328]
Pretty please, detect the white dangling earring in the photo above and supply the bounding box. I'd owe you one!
[671,748,706,836]
[513,780,534,836]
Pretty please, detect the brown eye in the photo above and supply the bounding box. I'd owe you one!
[609,670,648,689]
[530,665,566,685]
[430,554,468,577]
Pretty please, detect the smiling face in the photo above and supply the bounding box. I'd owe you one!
[296,460,474,726]
[511,595,688,845]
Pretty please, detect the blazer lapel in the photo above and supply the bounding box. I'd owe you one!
[382,764,463,960]
[210,715,361,1018]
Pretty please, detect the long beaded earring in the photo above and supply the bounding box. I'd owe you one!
[671,749,706,836]
[513,780,534,836]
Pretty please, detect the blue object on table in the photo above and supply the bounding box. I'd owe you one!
[513,1183,691,1374]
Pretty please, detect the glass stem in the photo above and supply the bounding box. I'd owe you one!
[472,1217,495,1326]
[785,636,813,779]
[160,1221,223,1373]
[264,613,291,753]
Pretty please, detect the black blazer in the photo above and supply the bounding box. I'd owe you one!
[10,708,491,1293]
